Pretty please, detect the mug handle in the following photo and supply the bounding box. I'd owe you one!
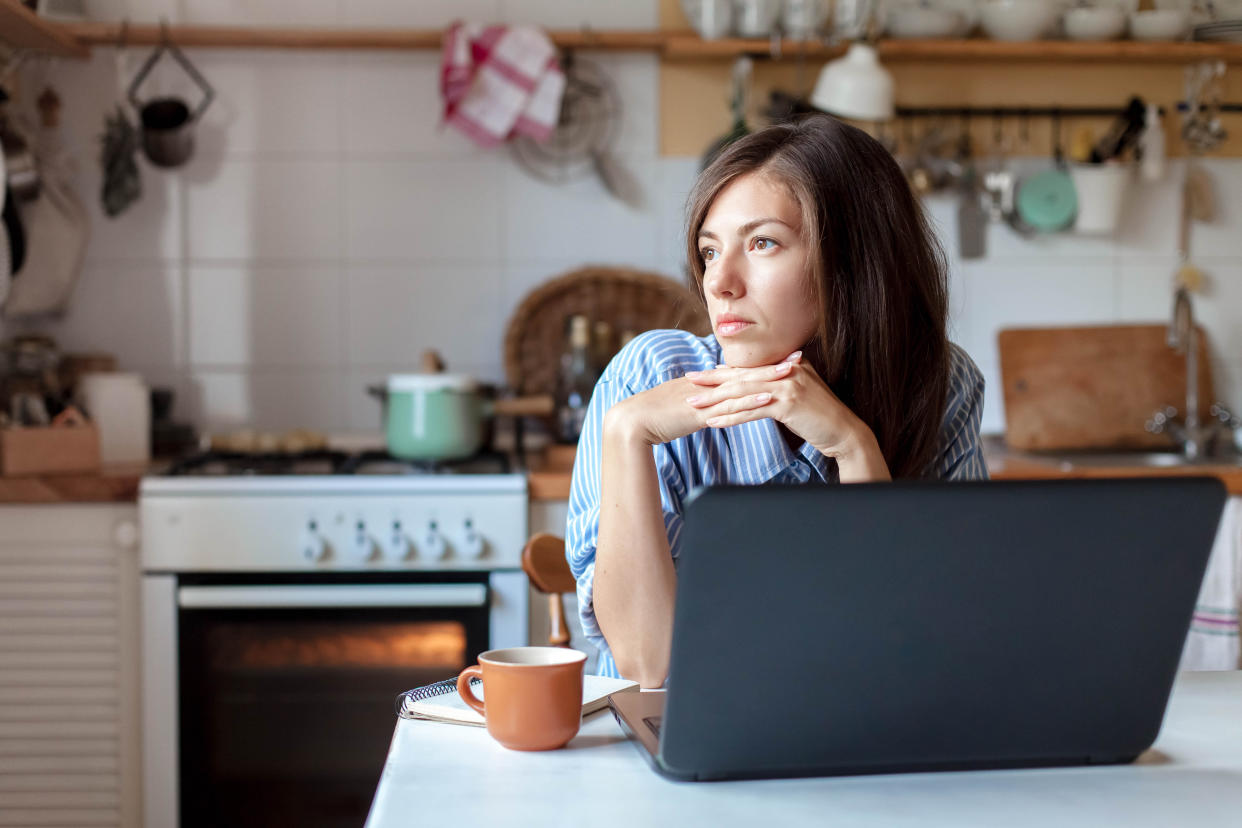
[457,666,485,717]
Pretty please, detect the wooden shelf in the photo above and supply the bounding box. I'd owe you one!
[0,0,88,57]
[663,34,1242,63]
[59,22,665,52]
[9,13,1242,63]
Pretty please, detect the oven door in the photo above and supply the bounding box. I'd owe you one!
[148,571,507,828]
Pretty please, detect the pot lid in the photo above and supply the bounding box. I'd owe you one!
[387,374,478,392]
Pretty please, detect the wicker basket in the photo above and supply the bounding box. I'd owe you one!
[503,266,711,397]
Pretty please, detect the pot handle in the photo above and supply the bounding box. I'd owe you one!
[366,384,388,405]
[489,395,555,418]
[127,22,215,121]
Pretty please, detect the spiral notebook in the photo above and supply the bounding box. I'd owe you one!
[396,674,639,727]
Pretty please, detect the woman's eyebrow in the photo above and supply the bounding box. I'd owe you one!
[698,218,794,241]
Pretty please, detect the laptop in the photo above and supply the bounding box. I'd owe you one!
[610,477,1227,781]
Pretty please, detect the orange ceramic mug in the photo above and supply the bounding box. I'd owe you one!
[457,646,587,751]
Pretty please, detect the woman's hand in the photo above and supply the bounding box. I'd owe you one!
[605,372,779,448]
[684,352,891,481]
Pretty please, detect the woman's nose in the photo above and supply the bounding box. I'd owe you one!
[706,251,744,299]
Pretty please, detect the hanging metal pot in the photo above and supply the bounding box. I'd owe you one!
[126,30,214,169]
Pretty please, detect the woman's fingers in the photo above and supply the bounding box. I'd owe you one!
[704,402,774,428]
[699,393,774,425]
[686,360,793,389]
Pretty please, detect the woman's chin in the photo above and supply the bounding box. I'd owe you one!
[718,343,785,368]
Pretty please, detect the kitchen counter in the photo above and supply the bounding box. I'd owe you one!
[527,439,1242,500]
[0,463,148,503]
[366,671,1242,828]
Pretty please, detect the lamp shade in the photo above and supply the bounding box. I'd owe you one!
[809,43,895,122]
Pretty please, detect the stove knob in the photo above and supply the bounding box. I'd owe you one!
[301,524,328,563]
[350,521,377,563]
[422,523,450,560]
[383,521,412,561]
[459,520,487,560]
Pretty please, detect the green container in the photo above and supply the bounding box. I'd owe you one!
[384,375,486,462]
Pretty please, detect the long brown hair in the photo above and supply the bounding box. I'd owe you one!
[684,114,950,479]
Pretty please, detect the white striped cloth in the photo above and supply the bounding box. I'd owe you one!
[566,329,988,679]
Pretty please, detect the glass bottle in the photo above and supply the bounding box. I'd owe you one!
[556,315,599,444]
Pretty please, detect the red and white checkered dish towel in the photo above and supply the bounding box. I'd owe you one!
[441,22,565,148]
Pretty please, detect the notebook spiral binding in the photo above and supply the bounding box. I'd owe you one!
[394,676,482,718]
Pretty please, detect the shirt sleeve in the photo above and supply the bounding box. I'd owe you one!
[936,346,990,481]
[565,352,688,674]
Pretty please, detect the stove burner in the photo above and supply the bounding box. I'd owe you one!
[163,448,512,477]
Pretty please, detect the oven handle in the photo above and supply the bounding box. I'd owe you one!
[177,583,488,609]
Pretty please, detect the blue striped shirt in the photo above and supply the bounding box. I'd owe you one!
[566,329,989,679]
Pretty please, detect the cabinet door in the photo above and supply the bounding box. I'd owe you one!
[0,505,140,828]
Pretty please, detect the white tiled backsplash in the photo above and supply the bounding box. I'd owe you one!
[7,0,1241,437]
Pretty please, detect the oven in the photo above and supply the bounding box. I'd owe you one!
[139,472,529,828]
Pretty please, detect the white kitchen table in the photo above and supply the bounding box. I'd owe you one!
[365,671,1242,828]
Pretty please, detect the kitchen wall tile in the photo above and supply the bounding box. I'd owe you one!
[1114,162,1184,260]
[188,265,343,367]
[959,261,1117,370]
[580,0,658,28]
[345,265,507,379]
[190,369,347,431]
[586,53,659,158]
[344,159,503,261]
[503,155,662,265]
[499,0,586,27]
[656,156,698,277]
[184,158,343,260]
[500,260,590,320]
[342,52,484,157]
[1116,257,1180,322]
[498,0,658,29]
[1182,160,1242,260]
[77,160,185,262]
[182,0,340,25]
[83,0,180,23]
[193,50,344,156]
[343,0,502,27]
[11,264,184,369]
[1189,264,1242,413]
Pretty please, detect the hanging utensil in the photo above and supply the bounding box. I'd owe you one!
[1016,110,1078,234]
[510,53,640,207]
[954,118,987,260]
[127,21,215,169]
[100,21,141,216]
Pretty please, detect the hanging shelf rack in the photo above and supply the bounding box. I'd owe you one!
[2,6,1242,63]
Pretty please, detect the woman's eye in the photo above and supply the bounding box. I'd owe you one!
[753,237,778,251]
[700,247,718,262]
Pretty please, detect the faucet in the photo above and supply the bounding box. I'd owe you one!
[1146,287,1240,459]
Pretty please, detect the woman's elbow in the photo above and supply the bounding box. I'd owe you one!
[613,648,668,689]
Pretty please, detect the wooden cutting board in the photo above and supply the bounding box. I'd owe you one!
[998,324,1215,451]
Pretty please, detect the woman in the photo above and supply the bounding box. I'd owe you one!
[566,115,987,687]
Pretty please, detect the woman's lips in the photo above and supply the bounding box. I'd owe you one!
[715,319,754,337]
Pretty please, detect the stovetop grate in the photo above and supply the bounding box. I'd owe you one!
[162,449,512,477]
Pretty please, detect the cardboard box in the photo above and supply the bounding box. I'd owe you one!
[0,422,102,476]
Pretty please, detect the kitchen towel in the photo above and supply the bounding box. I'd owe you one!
[440,21,565,148]
[1180,497,1241,671]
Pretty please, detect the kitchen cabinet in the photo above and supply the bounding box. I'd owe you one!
[0,505,141,828]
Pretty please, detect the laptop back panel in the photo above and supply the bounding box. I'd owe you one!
[659,478,1226,780]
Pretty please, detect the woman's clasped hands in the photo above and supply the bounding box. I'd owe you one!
[683,351,874,463]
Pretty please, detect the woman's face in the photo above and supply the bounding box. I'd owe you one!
[697,172,819,368]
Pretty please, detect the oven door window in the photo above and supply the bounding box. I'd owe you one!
[177,575,490,828]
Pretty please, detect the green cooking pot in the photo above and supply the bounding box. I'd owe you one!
[378,374,485,462]
[370,375,556,462]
